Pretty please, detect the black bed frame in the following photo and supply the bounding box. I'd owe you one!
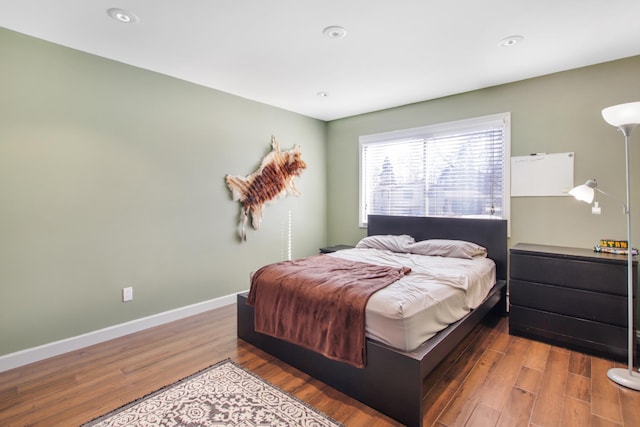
[237,215,508,427]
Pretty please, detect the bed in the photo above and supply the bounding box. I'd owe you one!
[237,215,508,427]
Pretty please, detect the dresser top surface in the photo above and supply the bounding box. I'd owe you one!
[511,242,637,264]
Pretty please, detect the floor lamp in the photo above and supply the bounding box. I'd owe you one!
[570,101,640,391]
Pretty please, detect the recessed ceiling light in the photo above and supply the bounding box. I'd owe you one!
[498,35,524,47]
[107,8,139,24]
[316,91,329,97]
[498,35,523,47]
[323,26,347,39]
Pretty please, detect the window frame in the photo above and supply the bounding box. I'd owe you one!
[358,112,511,230]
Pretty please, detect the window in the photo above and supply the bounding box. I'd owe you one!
[359,113,510,227]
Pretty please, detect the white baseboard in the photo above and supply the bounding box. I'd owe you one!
[0,292,242,373]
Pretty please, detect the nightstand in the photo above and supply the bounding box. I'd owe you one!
[319,244,355,254]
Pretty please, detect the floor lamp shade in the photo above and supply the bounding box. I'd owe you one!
[602,101,640,129]
[568,180,596,204]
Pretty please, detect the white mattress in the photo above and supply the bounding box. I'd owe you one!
[327,248,496,352]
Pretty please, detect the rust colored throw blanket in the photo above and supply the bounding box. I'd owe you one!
[246,255,410,368]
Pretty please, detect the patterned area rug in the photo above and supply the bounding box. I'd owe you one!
[83,359,343,426]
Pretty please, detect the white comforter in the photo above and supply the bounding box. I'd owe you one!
[327,248,496,351]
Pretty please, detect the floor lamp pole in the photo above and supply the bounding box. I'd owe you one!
[606,127,640,391]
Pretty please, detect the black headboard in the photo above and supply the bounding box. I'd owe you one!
[367,215,508,281]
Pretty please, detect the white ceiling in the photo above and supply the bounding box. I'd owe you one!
[2,0,640,121]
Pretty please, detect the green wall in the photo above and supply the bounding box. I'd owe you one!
[326,56,640,251]
[0,28,327,356]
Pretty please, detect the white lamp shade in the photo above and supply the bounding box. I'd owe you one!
[569,183,595,203]
[601,102,640,127]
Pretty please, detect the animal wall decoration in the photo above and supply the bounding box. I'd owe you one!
[225,136,307,241]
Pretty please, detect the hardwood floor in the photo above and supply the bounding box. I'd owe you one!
[1,304,639,427]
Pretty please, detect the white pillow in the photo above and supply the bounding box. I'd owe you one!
[409,239,487,259]
[355,234,415,253]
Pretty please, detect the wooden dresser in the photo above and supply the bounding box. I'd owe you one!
[509,243,637,361]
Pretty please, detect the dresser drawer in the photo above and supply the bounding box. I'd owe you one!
[509,305,627,361]
[510,280,627,326]
[510,253,628,295]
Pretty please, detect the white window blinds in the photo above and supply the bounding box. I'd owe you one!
[359,113,510,227]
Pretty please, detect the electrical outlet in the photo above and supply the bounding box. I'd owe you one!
[122,286,133,302]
